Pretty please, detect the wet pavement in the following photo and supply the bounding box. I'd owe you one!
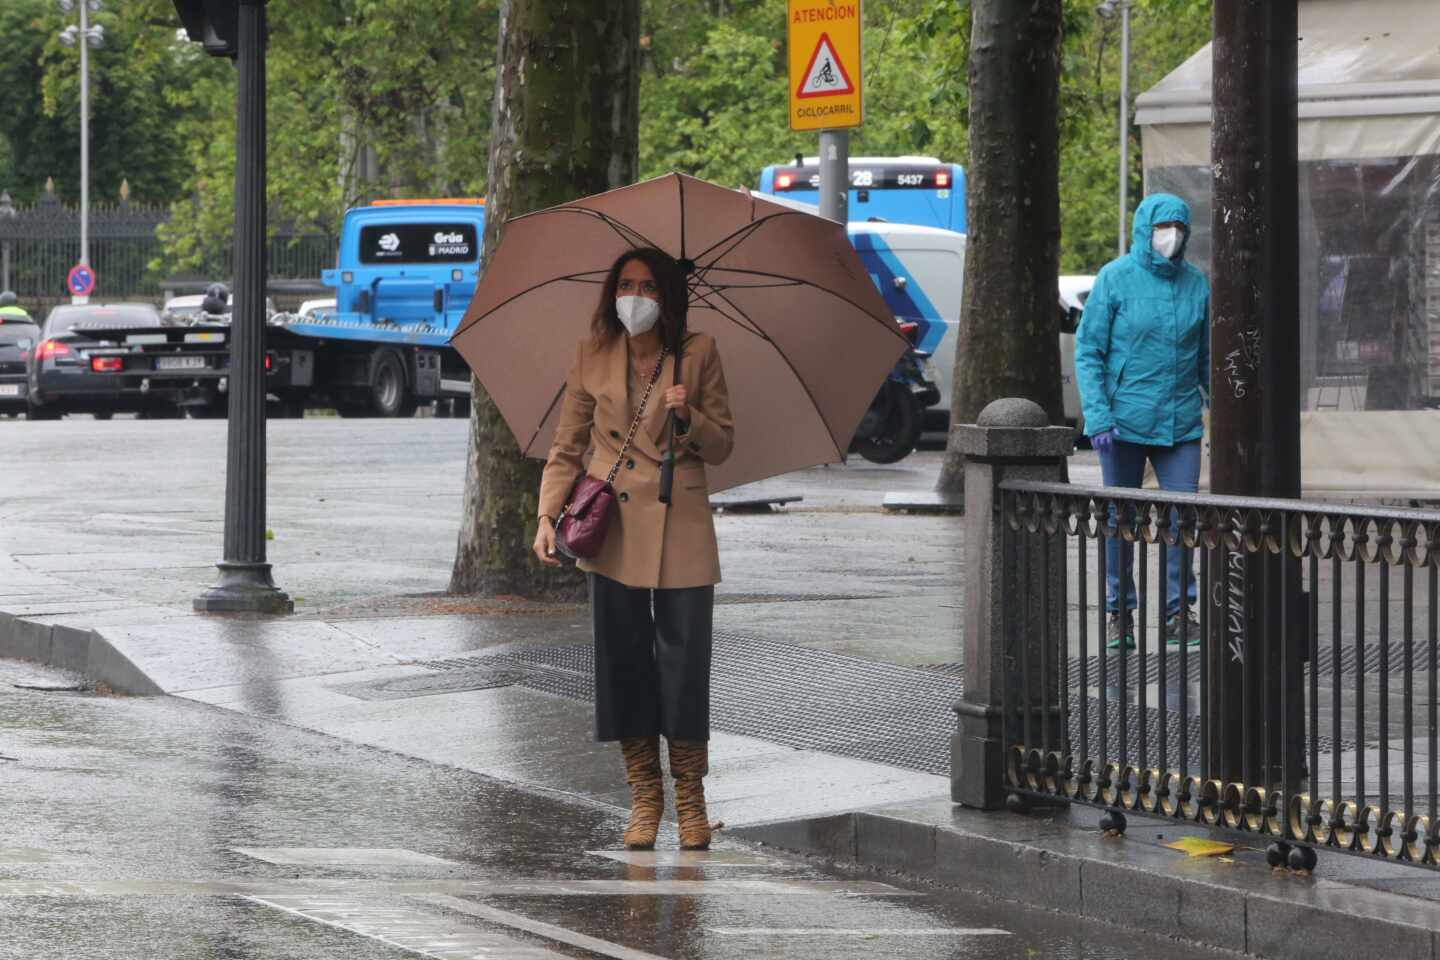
[0,418,970,829]
[0,658,1236,959]
[0,417,1102,664]
[13,418,1425,954]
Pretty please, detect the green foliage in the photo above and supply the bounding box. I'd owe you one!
[158,0,500,277]
[0,0,200,205]
[0,0,1211,278]
[638,0,969,186]
[638,0,1206,272]
[1056,0,1212,271]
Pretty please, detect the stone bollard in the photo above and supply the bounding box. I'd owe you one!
[950,398,1073,809]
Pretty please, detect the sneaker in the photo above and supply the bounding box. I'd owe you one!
[1165,608,1201,647]
[1106,613,1135,650]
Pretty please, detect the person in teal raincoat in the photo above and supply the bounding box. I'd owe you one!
[1075,192,1210,650]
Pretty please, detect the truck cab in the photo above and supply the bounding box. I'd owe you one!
[316,200,486,344]
[263,200,486,417]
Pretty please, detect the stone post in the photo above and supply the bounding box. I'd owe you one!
[951,398,1073,809]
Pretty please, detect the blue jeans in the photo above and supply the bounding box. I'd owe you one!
[1099,439,1201,617]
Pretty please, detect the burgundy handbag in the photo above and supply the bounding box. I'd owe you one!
[555,347,668,560]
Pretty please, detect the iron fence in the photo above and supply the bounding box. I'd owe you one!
[999,478,1440,869]
[0,190,333,315]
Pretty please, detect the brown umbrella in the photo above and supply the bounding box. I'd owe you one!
[450,172,908,493]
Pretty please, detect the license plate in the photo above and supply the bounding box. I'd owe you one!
[156,355,206,371]
[0,384,19,397]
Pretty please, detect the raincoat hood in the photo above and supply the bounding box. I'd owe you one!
[1130,193,1192,278]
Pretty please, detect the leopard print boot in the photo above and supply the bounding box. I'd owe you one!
[666,738,712,850]
[620,737,663,850]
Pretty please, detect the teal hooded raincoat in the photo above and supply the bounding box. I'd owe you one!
[1075,193,1210,447]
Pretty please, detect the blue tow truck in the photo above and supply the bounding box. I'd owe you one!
[258,199,486,416]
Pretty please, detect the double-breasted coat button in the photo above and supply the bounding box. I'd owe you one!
[626,459,636,470]
[618,491,629,502]
[609,429,621,439]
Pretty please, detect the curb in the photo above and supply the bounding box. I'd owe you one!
[0,612,164,697]
[733,810,1440,960]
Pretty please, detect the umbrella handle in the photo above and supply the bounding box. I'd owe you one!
[659,412,676,505]
[658,326,684,506]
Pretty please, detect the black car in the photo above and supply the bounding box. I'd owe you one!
[0,314,40,416]
[27,302,186,419]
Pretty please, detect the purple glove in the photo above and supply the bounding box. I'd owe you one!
[1091,429,1116,454]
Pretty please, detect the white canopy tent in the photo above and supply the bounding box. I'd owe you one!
[1134,0,1440,496]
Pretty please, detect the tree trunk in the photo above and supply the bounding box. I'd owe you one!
[450,0,640,597]
[936,0,1065,494]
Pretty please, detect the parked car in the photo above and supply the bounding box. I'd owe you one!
[296,297,335,321]
[27,302,180,419]
[161,292,275,323]
[0,311,40,417]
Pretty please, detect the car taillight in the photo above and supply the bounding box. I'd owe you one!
[37,339,71,360]
[91,356,123,373]
[899,321,920,344]
[935,170,950,188]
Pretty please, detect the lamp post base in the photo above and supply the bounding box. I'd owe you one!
[194,561,294,614]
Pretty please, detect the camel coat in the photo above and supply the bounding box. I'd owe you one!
[538,331,734,589]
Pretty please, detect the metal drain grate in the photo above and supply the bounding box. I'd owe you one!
[424,638,1351,776]
[426,634,965,775]
[333,665,541,701]
[712,593,882,605]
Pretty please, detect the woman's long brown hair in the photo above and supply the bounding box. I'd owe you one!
[591,247,688,348]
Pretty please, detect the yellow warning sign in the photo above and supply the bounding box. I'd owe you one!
[788,1,863,132]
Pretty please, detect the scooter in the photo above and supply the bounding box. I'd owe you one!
[851,321,941,464]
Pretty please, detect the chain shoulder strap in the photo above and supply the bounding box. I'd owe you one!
[605,346,669,485]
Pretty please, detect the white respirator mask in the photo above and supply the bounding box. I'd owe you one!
[1152,225,1183,260]
[616,296,661,337]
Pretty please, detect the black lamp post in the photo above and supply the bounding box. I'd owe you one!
[177,0,292,614]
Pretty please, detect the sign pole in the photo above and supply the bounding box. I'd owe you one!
[1208,0,1300,785]
[79,0,89,267]
[818,130,849,224]
[788,0,863,209]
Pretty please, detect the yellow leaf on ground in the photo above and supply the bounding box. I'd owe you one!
[1164,836,1235,858]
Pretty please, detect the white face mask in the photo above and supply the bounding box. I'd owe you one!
[1152,225,1183,260]
[616,295,660,336]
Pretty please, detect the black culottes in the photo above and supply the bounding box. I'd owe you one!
[589,573,714,742]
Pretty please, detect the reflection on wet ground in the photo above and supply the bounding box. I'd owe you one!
[0,660,1237,959]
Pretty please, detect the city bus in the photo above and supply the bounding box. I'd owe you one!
[756,155,966,231]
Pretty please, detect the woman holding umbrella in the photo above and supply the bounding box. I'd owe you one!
[451,173,908,847]
[532,247,734,851]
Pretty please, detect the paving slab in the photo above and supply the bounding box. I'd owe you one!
[736,797,1440,960]
[2,419,1438,958]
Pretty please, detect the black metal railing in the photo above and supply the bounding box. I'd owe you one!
[0,189,333,313]
[999,478,1440,867]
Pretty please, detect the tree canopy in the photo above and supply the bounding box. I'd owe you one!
[0,0,1211,278]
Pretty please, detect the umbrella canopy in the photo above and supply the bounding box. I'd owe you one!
[451,172,908,492]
